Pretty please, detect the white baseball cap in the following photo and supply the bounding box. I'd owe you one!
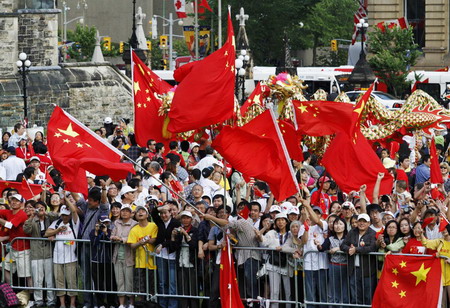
[357,213,371,222]
[59,205,71,216]
[180,210,193,218]
[269,205,281,213]
[120,186,137,196]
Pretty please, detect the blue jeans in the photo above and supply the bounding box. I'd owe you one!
[328,264,349,307]
[243,258,259,301]
[304,269,327,308]
[156,257,178,308]
[349,267,376,305]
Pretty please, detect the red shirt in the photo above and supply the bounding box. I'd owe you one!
[402,238,427,255]
[396,169,409,191]
[169,150,186,168]
[15,145,34,162]
[0,209,29,251]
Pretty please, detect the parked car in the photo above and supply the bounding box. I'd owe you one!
[346,91,404,109]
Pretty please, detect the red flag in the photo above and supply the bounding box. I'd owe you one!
[322,129,393,198]
[439,215,449,232]
[47,106,135,195]
[220,237,244,308]
[372,254,442,308]
[292,100,354,136]
[168,10,235,133]
[278,120,303,162]
[212,110,298,201]
[132,50,173,147]
[376,17,408,32]
[240,82,270,116]
[44,167,56,187]
[174,0,187,18]
[0,180,44,200]
[350,82,375,142]
[430,138,443,184]
[199,0,213,12]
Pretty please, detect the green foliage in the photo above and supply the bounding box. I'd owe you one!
[316,49,348,66]
[66,24,97,62]
[149,38,190,70]
[102,42,121,57]
[368,26,422,96]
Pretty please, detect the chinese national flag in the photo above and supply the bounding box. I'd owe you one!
[240,82,270,116]
[430,138,444,184]
[350,82,375,142]
[292,100,354,136]
[132,50,173,147]
[0,180,44,200]
[168,10,235,133]
[220,237,244,308]
[212,110,298,201]
[47,106,135,195]
[372,254,442,308]
[278,120,303,162]
[322,129,393,198]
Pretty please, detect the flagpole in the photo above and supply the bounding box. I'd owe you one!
[218,0,222,48]
[194,0,199,60]
[268,107,301,194]
[131,48,136,137]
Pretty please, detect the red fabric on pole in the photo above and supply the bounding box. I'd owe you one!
[168,10,235,133]
[199,0,213,12]
[372,254,441,308]
[0,180,44,200]
[132,50,173,147]
[212,111,298,201]
[278,120,303,162]
[174,0,187,18]
[322,129,393,198]
[240,82,270,116]
[430,138,444,184]
[220,238,244,308]
[47,106,135,195]
[292,100,354,136]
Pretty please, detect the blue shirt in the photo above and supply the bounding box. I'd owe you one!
[415,163,430,184]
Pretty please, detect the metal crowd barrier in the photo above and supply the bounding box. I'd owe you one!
[1,238,444,308]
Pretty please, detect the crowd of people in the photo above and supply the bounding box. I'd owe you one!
[1,119,450,308]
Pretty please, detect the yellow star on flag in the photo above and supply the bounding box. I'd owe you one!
[411,263,431,286]
[230,65,234,72]
[391,281,399,288]
[146,97,151,102]
[54,132,62,138]
[76,143,83,148]
[85,143,92,148]
[392,268,399,275]
[224,50,229,56]
[253,94,261,103]
[400,261,407,268]
[399,290,406,298]
[134,81,141,95]
[297,104,308,113]
[145,89,150,94]
[137,103,142,108]
[58,123,79,138]
[63,139,71,143]
[138,64,145,75]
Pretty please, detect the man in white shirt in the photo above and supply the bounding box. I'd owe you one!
[198,167,221,199]
[194,146,219,175]
[8,123,27,148]
[142,161,161,190]
[3,147,26,181]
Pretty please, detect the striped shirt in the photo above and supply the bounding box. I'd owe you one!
[227,218,261,265]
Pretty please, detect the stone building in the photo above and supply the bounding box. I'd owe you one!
[369,0,449,70]
[0,0,133,130]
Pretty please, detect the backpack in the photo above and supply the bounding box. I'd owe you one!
[0,283,20,307]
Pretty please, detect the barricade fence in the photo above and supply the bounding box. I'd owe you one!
[0,238,445,307]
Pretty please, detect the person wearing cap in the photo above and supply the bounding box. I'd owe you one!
[269,205,282,220]
[128,205,158,304]
[71,182,110,308]
[340,213,377,305]
[187,142,201,170]
[310,176,332,216]
[89,214,115,308]
[299,197,329,306]
[15,136,33,162]
[172,210,200,308]
[7,122,27,148]
[103,117,114,137]
[0,193,33,287]
[258,212,292,308]
[342,201,356,230]
[45,195,80,308]
[111,204,138,308]
[23,200,59,308]
[120,185,137,211]
[29,156,46,182]
[2,146,26,180]
[287,206,300,222]
[151,204,181,308]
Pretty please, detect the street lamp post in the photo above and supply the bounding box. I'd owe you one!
[356,18,369,58]
[153,13,184,71]
[130,0,138,49]
[235,49,250,105]
[16,53,32,127]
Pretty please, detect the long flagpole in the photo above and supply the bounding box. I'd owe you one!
[218,0,222,48]
[194,0,199,60]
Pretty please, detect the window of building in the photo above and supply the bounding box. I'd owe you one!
[405,0,425,48]
[19,0,56,9]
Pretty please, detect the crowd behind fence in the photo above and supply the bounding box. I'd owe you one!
[1,237,443,307]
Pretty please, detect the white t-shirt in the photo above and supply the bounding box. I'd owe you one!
[134,190,149,207]
[142,174,160,190]
[299,221,329,271]
[49,218,80,264]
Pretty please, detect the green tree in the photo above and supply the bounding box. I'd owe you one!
[368,26,421,97]
[66,24,97,62]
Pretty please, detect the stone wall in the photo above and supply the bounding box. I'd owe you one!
[0,15,18,76]
[17,10,59,67]
[0,63,133,130]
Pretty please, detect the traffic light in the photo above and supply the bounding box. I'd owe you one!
[160,35,168,48]
[119,41,124,53]
[103,36,111,51]
[331,39,338,52]
[146,41,152,50]
[161,59,168,70]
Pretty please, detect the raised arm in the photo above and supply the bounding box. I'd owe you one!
[372,172,385,204]
[359,184,367,214]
